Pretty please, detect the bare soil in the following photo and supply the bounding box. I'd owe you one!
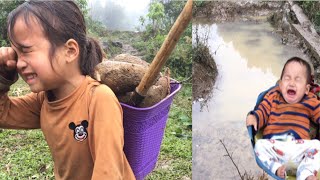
[192,43,217,104]
[194,1,282,23]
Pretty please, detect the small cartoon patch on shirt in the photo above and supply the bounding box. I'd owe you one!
[69,120,88,142]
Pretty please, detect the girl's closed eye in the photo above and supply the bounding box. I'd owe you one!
[14,43,33,54]
[21,47,33,53]
[22,49,32,53]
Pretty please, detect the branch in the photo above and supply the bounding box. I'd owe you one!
[219,139,244,180]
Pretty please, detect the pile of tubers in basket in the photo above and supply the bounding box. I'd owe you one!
[94,54,171,108]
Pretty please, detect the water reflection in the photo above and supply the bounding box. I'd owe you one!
[193,21,309,179]
[217,21,308,78]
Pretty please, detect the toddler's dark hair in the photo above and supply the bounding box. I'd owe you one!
[280,57,312,84]
[7,0,103,77]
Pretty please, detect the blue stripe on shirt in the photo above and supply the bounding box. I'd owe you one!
[273,100,282,105]
[261,104,271,118]
[270,111,309,119]
[253,111,260,129]
[262,98,272,108]
[269,90,281,96]
[257,108,265,125]
[268,122,310,133]
[300,102,315,111]
[314,103,320,110]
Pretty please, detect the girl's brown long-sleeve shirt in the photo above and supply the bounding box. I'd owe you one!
[0,76,135,180]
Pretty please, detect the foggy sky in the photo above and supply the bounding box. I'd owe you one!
[88,0,150,31]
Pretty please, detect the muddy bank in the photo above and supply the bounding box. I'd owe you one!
[194,1,282,23]
[192,42,217,105]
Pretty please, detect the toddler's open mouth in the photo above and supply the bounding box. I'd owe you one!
[287,89,296,95]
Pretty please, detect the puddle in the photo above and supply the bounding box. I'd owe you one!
[192,21,309,179]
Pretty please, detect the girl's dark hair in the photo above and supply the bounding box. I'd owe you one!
[7,0,103,77]
[280,56,312,84]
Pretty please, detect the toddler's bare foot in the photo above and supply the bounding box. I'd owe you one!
[306,175,318,180]
[276,165,286,179]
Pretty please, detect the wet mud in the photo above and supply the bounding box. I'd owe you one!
[192,42,217,107]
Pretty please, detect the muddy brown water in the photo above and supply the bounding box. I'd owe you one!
[192,21,310,180]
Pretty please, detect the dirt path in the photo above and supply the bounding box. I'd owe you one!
[121,43,140,56]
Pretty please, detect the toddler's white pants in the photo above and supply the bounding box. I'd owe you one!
[254,134,320,180]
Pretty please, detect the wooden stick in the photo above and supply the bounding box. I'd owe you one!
[131,0,192,106]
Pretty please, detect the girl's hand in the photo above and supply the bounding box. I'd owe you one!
[246,114,258,131]
[0,47,17,79]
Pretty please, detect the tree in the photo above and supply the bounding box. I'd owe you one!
[136,0,192,78]
[0,0,23,46]
[147,2,165,34]
[161,0,184,27]
[75,0,89,17]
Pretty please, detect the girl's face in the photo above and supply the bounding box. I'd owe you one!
[11,16,68,95]
[279,61,310,104]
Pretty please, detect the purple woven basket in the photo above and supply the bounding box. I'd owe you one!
[121,81,181,180]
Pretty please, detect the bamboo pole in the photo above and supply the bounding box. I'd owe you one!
[130,0,192,106]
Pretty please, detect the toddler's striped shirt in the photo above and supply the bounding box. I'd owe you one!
[252,86,320,139]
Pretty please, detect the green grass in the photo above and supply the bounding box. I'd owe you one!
[0,130,54,179]
[0,77,54,179]
[7,77,30,97]
[146,84,192,179]
[0,78,192,179]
